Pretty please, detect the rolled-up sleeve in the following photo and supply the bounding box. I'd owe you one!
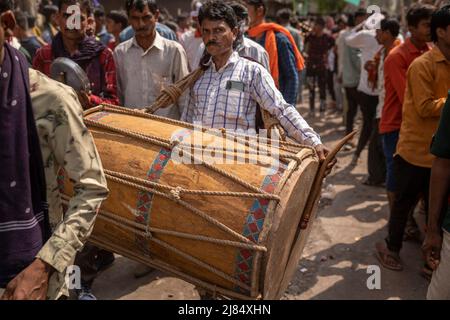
[36,86,109,273]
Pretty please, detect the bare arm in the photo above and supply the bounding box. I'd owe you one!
[423,158,450,270]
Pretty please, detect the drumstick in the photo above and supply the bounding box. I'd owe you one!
[299,130,358,230]
[271,131,358,299]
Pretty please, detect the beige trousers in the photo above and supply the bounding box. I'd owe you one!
[427,230,450,300]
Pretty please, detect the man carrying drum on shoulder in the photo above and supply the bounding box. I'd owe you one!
[180,0,335,170]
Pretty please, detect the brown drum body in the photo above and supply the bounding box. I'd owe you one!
[61,105,320,299]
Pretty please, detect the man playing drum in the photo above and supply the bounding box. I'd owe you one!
[181,0,334,165]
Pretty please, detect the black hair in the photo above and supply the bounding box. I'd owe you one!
[14,10,28,30]
[176,12,190,24]
[228,1,247,22]
[431,4,450,43]
[354,8,367,20]
[125,0,158,15]
[81,0,93,17]
[198,0,238,29]
[0,0,13,14]
[58,0,93,17]
[107,10,129,30]
[315,17,325,27]
[380,18,400,38]
[43,4,58,21]
[246,0,265,15]
[276,8,292,24]
[94,5,105,18]
[406,3,435,28]
[27,14,36,28]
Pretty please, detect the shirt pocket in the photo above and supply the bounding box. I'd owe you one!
[214,89,244,121]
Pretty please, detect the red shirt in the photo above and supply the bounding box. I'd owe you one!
[32,44,119,106]
[379,38,431,134]
[107,39,117,51]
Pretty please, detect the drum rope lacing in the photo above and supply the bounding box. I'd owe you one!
[101,173,264,245]
[92,105,315,168]
[104,169,281,200]
[85,117,284,195]
[88,234,259,300]
[85,109,305,165]
[95,104,316,155]
[60,194,254,292]
[78,105,320,296]
[60,195,267,252]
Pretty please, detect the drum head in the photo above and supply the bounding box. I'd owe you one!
[262,151,319,299]
[50,57,91,92]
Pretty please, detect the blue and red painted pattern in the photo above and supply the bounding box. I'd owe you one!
[135,148,172,226]
[134,129,192,252]
[234,171,283,291]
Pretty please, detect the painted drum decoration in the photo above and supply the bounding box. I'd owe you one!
[60,104,322,300]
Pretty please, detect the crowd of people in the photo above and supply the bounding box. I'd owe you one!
[0,0,449,301]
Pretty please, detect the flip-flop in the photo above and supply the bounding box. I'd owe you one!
[375,242,403,271]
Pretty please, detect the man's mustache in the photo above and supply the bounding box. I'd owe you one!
[206,41,219,47]
[136,27,150,32]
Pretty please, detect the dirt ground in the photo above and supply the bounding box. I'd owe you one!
[87,103,430,300]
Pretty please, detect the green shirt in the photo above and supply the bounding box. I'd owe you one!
[430,90,450,233]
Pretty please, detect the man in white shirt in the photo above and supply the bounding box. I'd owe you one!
[179,0,205,71]
[365,19,402,193]
[345,13,384,186]
[114,0,190,120]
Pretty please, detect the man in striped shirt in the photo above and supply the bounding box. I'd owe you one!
[182,0,332,163]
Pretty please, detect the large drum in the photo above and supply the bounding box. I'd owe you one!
[61,104,326,300]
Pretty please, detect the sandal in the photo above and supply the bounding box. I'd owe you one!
[375,242,403,271]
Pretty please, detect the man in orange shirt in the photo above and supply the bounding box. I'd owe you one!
[379,4,434,212]
[376,5,450,271]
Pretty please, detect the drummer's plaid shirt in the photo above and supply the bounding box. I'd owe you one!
[181,52,322,146]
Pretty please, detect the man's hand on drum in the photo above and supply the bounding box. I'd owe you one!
[315,144,337,176]
[76,90,93,110]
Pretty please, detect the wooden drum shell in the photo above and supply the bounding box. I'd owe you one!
[61,105,319,300]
